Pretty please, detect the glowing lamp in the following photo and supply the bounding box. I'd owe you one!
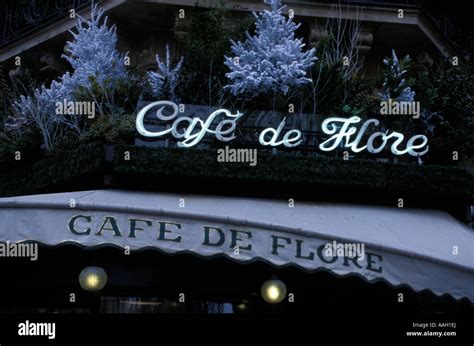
[79,266,108,292]
[261,279,287,304]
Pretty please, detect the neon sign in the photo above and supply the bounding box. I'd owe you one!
[136,101,429,157]
[136,101,243,148]
[319,117,429,157]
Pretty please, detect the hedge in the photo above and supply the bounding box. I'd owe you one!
[0,142,472,208]
[0,142,105,197]
[112,145,473,203]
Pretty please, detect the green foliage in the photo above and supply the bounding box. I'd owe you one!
[310,35,347,114]
[0,63,41,124]
[379,51,416,101]
[180,7,230,75]
[74,74,142,117]
[0,65,10,120]
[413,61,474,160]
[176,5,252,106]
[435,63,474,123]
[436,63,474,160]
[83,113,136,144]
[342,77,379,117]
[307,59,345,114]
[112,145,473,199]
[0,142,104,197]
[0,130,42,165]
[413,67,439,108]
[0,141,471,199]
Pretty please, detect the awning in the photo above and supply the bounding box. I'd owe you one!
[0,189,473,302]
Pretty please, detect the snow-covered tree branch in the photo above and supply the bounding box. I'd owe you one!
[13,81,66,152]
[148,44,184,102]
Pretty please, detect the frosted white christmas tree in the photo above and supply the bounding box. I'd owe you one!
[378,49,415,103]
[62,4,128,94]
[224,0,316,97]
[148,44,184,101]
[13,4,129,151]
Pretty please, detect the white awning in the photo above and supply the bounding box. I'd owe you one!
[0,189,473,302]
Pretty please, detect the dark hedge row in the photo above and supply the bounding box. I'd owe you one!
[112,145,473,201]
[0,143,471,204]
[0,143,105,197]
